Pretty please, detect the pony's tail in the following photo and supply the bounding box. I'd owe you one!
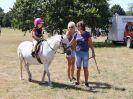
[17,47,24,80]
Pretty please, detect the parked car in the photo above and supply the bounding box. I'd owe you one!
[124,22,133,48]
[108,13,133,48]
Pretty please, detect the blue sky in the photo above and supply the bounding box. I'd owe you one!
[0,0,16,12]
[0,0,133,13]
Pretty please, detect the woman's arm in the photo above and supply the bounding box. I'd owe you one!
[66,31,70,40]
[69,37,76,47]
[88,37,95,58]
[43,29,49,39]
[66,31,77,49]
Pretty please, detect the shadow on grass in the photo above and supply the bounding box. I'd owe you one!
[30,80,126,93]
[94,42,125,48]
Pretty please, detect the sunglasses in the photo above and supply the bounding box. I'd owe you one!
[68,26,74,29]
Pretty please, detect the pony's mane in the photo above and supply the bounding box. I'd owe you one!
[47,34,61,41]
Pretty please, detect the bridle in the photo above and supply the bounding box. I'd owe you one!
[44,35,70,54]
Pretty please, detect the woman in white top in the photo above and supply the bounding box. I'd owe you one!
[65,21,77,81]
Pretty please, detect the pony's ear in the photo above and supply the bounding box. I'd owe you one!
[62,34,67,38]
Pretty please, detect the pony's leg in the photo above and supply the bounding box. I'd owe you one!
[41,62,47,83]
[24,63,32,81]
[19,59,23,80]
[48,71,52,86]
[42,63,52,86]
[41,69,46,83]
[46,66,52,86]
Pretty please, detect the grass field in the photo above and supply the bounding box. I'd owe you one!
[0,28,133,99]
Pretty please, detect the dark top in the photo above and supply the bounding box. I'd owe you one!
[74,31,91,52]
[32,28,43,38]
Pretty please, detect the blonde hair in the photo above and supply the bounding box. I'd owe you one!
[67,21,76,29]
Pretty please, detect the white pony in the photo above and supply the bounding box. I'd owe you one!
[17,35,69,86]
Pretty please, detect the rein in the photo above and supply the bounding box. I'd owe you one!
[42,37,69,54]
[46,40,64,54]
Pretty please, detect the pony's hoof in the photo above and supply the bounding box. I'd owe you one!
[28,78,32,82]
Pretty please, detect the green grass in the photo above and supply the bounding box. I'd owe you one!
[0,28,133,99]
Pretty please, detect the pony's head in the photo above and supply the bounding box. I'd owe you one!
[61,35,69,46]
[48,34,70,54]
[59,35,70,53]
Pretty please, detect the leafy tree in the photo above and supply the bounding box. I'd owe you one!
[0,7,3,12]
[0,7,4,26]
[2,12,12,27]
[110,4,126,16]
[75,0,110,28]
[43,0,78,34]
[10,0,110,35]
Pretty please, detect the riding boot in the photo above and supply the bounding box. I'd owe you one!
[35,42,40,56]
[35,43,41,57]
[32,43,38,57]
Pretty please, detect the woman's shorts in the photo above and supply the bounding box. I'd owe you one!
[75,51,89,68]
[65,50,75,58]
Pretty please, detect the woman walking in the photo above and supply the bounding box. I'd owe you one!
[70,21,95,86]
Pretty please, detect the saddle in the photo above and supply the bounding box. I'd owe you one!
[32,40,43,64]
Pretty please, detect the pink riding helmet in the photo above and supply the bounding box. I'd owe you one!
[34,18,44,27]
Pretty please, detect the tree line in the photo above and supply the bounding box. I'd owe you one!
[0,8,12,27]
[0,0,131,35]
